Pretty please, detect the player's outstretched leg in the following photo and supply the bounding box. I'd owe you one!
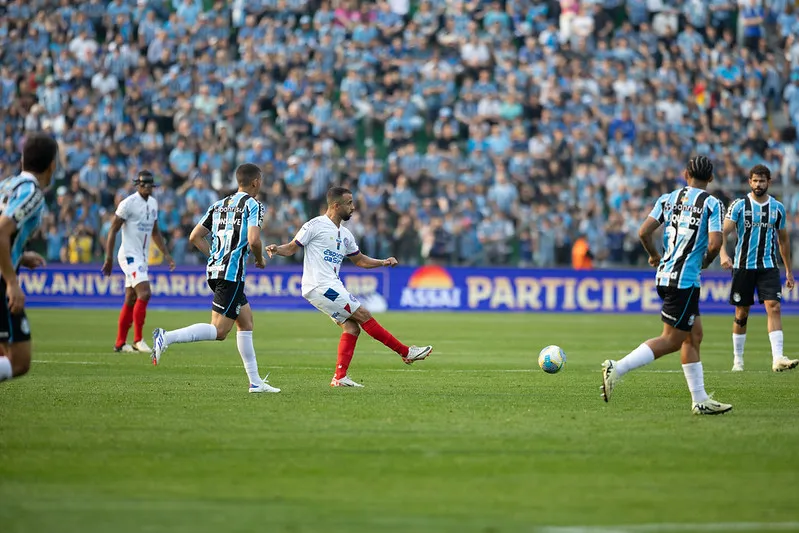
[331,321,363,387]
[152,324,218,365]
[114,289,136,352]
[351,308,432,364]
[765,300,799,372]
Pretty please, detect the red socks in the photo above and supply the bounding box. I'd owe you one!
[335,332,359,379]
[361,318,409,357]
[133,299,149,343]
[116,304,134,348]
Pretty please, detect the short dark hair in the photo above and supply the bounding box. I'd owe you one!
[686,155,713,182]
[236,163,262,187]
[22,133,58,174]
[327,186,352,205]
[749,164,771,181]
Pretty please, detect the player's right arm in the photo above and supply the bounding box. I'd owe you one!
[189,204,215,258]
[101,215,126,276]
[777,204,794,290]
[266,219,313,258]
[0,216,25,313]
[719,199,740,270]
[0,182,45,313]
[639,194,666,267]
[702,196,724,269]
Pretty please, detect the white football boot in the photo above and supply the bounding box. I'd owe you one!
[692,398,733,415]
[114,344,136,353]
[731,360,744,372]
[151,328,168,366]
[601,359,619,402]
[772,357,799,372]
[133,339,151,353]
[330,375,364,387]
[249,375,281,393]
[402,345,433,365]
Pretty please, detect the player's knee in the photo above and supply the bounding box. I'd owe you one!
[352,307,372,324]
[137,287,152,301]
[691,329,704,346]
[766,300,781,314]
[215,325,231,340]
[343,321,361,336]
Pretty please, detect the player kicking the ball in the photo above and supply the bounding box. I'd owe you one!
[266,186,432,387]
[600,156,732,415]
[151,163,279,393]
[103,171,175,354]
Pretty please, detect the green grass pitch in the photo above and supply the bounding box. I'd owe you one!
[2,309,799,533]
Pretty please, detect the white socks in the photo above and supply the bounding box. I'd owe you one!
[682,362,709,403]
[769,330,784,360]
[236,331,262,385]
[616,343,655,377]
[164,324,217,345]
[0,356,11,382]
[733,333,746,364]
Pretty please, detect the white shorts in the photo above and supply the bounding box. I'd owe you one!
[119,255,149,288]
[304,284,361,324]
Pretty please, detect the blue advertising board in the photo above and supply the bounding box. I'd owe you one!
[17,264,799,314]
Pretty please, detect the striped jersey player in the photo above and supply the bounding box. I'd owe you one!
[0,133,57,385]
[719,164,797,373]
[152,163,280,393]
[601,156,732,415]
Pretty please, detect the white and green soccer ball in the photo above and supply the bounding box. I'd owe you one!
[538,345,566,374]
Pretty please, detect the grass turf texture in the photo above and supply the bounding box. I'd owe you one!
[2,309,799,533]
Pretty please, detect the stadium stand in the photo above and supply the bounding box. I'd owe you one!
[2,0,798,268]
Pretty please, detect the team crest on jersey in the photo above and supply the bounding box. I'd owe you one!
[733,293,741,303]
[343,237,351,249]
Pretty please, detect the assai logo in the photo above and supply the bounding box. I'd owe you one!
[400,266,461,309]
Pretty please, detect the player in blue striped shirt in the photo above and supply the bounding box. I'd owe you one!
[719,164,797,373]
[601,156,732,415]
[0,133,57,384]
[152,163,280,393]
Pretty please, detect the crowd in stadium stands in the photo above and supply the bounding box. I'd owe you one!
[2,0,799,269]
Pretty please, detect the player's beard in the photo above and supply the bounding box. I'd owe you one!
[751,185,768,198]
[341,212,352,221]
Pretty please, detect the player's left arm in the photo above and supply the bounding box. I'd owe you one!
[189,224,211,257]
[151,225,175,271]
[348,252,398,269]
[778,228,794,290]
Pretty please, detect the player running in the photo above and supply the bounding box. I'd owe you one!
[102,171,175,354]
[0,133,57,384]
[719,164,797,372]
[151,163,279,393]
[266,186,432,387]
[600,156,732,415]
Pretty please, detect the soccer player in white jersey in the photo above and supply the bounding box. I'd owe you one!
[266,186,433,387]
[102,171,175,354]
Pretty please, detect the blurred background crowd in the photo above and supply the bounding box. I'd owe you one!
[2,0,799,269]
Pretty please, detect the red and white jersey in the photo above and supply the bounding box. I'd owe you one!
[293,215,359,296]
[116,192,158,261]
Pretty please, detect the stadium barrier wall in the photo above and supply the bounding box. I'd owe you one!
[18,264,799,314]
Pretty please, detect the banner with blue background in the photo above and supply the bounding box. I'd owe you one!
[18,264,799,314]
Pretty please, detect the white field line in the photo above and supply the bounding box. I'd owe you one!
[537,522,799,533]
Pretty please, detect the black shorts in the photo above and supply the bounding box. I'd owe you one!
[0,278,31,343]
[657,286,701,332]
[208,279,248,319]
[730,268,782,306]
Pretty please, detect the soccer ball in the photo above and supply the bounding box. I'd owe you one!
[538,345,566,374]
